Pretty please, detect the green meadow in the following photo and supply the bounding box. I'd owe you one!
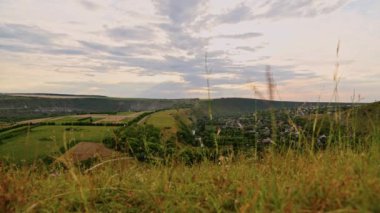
[144,109,192,129]
[144,110,179,129]
[0,111,153,162]
[0,125,116,162]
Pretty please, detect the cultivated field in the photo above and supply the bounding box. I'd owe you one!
[16,111,147,125]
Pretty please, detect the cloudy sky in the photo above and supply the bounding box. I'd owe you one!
[0,0,379,102]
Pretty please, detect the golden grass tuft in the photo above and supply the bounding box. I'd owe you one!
[1,142,379,212]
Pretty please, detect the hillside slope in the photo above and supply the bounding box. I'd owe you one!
[0,94,196,121]
[0,94,355,122]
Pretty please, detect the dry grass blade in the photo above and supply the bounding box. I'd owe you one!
[265,65,275,101]
[205,51,213,121]
[333,40,341,102]
[84,157,134,173]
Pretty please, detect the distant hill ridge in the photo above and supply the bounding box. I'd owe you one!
[0,93,355,122]
[4,93,107,98]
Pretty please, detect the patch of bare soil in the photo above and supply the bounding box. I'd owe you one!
[57,142,120,162]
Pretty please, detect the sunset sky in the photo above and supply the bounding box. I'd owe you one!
[0,0,379,102]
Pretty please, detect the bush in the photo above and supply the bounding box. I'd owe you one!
[103,124,164,162]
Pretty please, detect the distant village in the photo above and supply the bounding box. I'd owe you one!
[191,104,355,151]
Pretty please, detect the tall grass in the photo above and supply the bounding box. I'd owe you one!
[205,51,213,121]
[1,137,379,212]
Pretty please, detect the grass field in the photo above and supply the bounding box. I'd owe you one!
[0,125,116,162]
[0,111,149,162]
[12,112,147,125]
[1,142,379,212]
[144,110,177,129]
[53,116,83,123]
[144,109,191,130]
[141,109,192,141]
[51,112,147,124]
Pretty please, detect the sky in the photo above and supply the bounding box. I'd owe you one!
[0,0,379,102]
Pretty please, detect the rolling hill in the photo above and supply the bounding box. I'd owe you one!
[0,93,355,122]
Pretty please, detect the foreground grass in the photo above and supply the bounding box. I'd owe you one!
[1,142,380,212]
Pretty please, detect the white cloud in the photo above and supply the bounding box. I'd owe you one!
[0,0,379,101]
[200,72,239,80]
